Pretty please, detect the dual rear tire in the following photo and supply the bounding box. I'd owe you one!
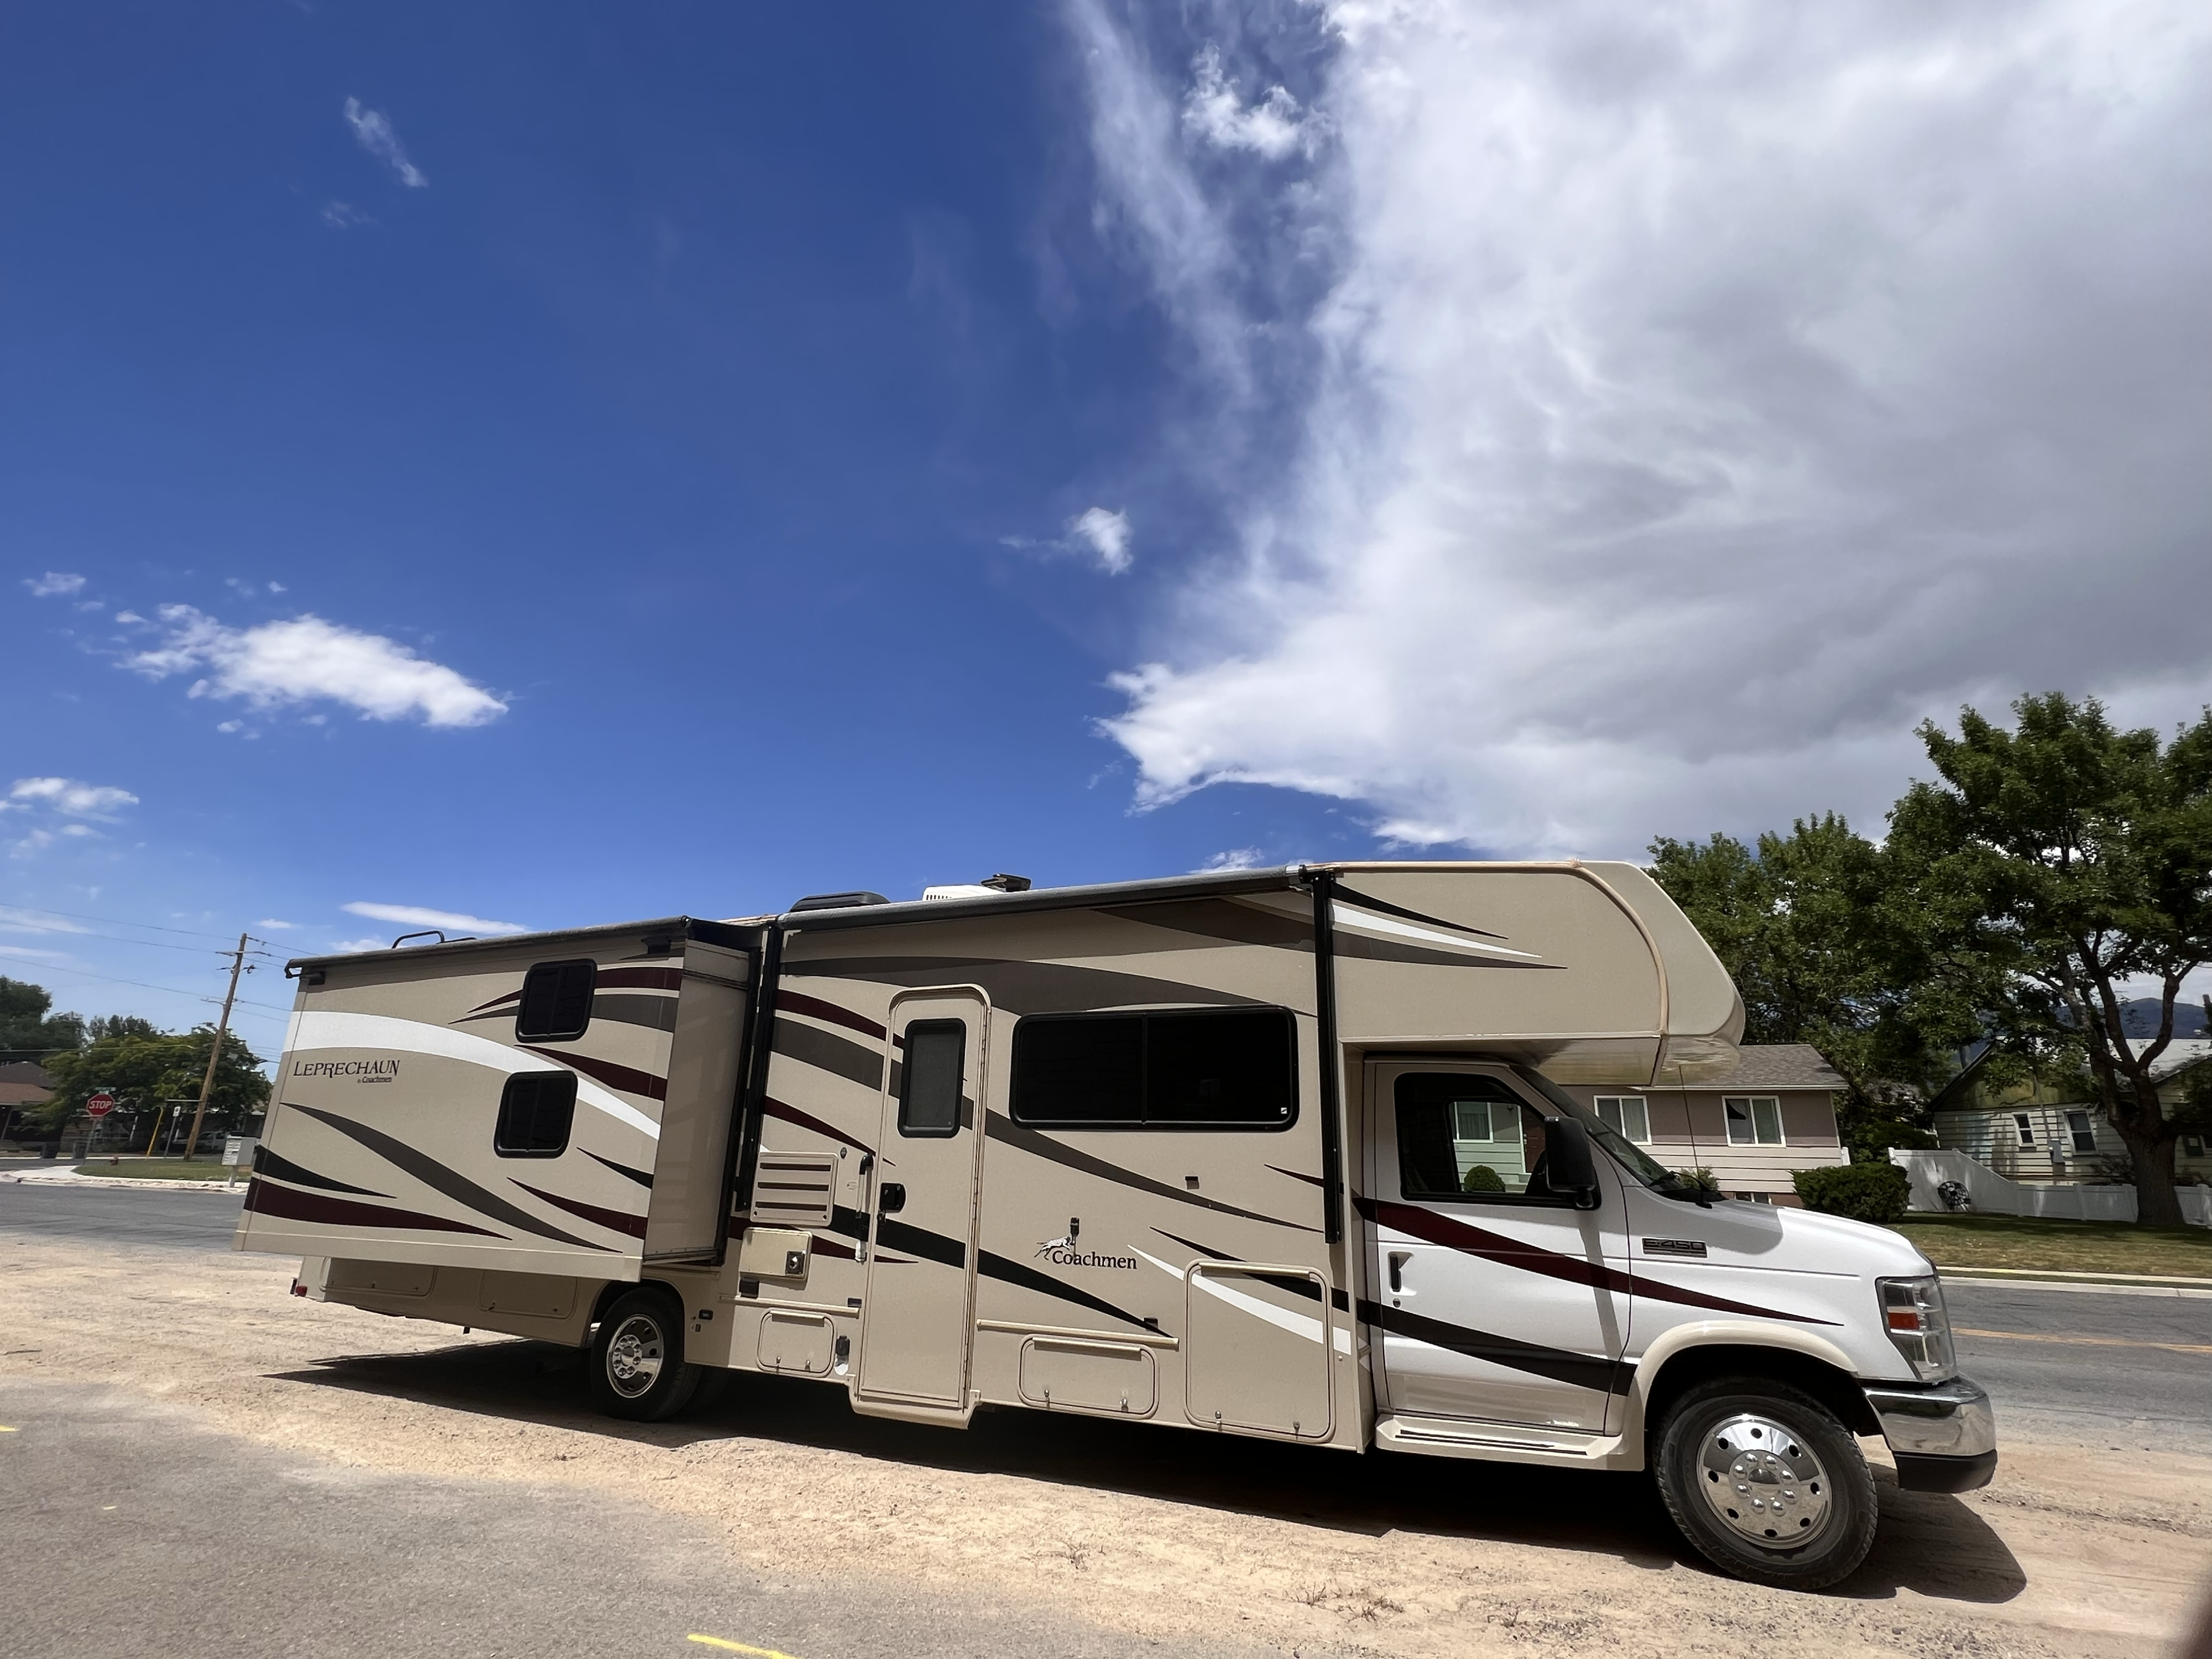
[1652,1376,1879,1590]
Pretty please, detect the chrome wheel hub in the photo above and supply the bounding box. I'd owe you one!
[1696,1412,1833,1549]
[606,1314,665,1399]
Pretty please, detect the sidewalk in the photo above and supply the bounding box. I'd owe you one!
[0,1161,243,1192]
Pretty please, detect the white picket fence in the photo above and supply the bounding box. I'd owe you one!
[1888,1147,2212,1228]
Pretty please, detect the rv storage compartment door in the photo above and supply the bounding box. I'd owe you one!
[645,941,754,1264]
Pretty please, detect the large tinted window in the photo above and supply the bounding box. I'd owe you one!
[898,1020,966,1138]
[495,1071,577,1157]
[517,959,596,1042]
[1012,1008,1295,1130]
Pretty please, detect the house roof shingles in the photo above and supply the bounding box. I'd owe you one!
[1672,1044,1845,1093]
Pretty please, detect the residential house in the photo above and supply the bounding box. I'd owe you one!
[1931,1039,2212,1185]
[1555,1043,1847,1206]
[0,1060,56,1144]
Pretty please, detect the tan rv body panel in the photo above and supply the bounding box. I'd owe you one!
[241,865,1742,1460]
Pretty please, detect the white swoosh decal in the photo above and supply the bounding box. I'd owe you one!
[1333,903,1543,962]
[1133,1248,1335,1348]
[285,1010,660,1140]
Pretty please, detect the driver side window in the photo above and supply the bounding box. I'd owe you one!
[1396,1072,1562,1202]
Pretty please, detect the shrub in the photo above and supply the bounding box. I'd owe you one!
[1461,1164,1505,1193]
[1793,1161,1911,1223]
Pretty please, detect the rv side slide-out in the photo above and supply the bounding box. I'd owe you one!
[238,862,1996,1590]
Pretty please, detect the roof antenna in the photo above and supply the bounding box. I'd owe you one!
[979,874,1032,892]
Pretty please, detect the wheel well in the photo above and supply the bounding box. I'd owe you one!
[587,1278,682,1332]
[1642,1343,1879,1439]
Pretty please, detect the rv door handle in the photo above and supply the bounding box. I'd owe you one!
[1387,1251,1411,1293]
[878,1182,906,1215]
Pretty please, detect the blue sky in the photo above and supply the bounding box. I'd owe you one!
[7,2,2209,1051]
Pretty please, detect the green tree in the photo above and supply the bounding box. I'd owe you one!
[0,977,86,1060]
[1887,694,2212,1228]
[38,1023,269,1144]
[1649,815,1961,1159]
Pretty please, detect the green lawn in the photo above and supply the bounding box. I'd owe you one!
[74,1159,241,1183]
[1886,1212,2212,1279]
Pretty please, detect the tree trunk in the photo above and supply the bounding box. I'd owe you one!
[2114,1115,2186,1227]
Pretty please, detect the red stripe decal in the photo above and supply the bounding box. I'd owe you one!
[511,1181,648,1239]
[596,966,684,992]
[776,989,888,1042]
[246,1177,501,1238]
[518,1045,669,1102]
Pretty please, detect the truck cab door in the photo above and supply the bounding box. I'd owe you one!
[1364,1060,1631,1433]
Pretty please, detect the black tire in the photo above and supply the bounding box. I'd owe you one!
[587,1287,703,1422]
[1652,1375,1879,1591]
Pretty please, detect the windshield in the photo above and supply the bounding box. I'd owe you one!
[1509,1063,1712,1202]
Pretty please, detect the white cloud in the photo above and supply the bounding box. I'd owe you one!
[25,572,85,597]
[320,200,377,229]
[342,901,529,937]
[7,778,139,820]
[126,607,506,728]
[1067,507,1135,575]
[1182,44,1318,161]
[1080,0,2212,855]
[255,918,299,931]
[326,936,394,955]
[1194,846,1268,872]
[0,907,93,936]
[343,98,428,189]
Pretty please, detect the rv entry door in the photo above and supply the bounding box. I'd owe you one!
[855,989,988,1417]
[1365,1060,1631,1433]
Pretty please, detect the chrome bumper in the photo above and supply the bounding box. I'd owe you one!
[1865,1375,1998,1491]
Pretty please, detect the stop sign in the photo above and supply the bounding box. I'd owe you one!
[86,1092,115,1119]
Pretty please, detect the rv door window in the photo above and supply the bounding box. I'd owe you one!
[517,959,597,1042]
[494,1071,577,1157]
[1010,1008,1296,1129]
[898,1020,966,1138]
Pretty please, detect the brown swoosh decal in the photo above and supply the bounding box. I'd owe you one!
[770,1020,883,1093]
[246,1176,500,1238]
[510,1181,648,1239]
[776,988,888,1042]
[1363,1197,1836,1326]
[985,1110,1322,1233]
[463,964,683,1016]
[517,1045,668,1102]
[762,1095,877,1159]
[782,956,1259,1014]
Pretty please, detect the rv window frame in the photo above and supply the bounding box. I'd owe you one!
[1008,1005,1300,1132]
[494,1070,578,1158]
[1387,1068,1581,1208]
[515,958,597,1043]
[896,1019,967,1139]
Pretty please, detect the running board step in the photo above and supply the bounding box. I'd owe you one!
[1374,1412,1623,1464]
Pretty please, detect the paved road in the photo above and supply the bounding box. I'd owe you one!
[0,1379,1262,1659]
[4,1179,2204,1449]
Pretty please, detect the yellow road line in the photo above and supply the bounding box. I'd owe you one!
[1955,1327,2212,1355]
[687,1636,804,1658]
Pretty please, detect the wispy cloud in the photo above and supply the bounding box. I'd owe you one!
[343,97,427,189]
[255,918,299,931]
[1182,44,1320,161]
[0,906,94,936]
[342,901,528,936]
[1193,846,1267,872]
[320,200,377,229]
[1082,0,2212,856]
[125,607,507,728]
[6,778,139,820]
[25,572,85,598]
[1003,506,1135,575]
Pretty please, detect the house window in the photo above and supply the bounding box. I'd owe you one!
[897,1021,965,1139]
[2064,1109,2096,1154]
[2182,1135,2206,1159]
[2012,1112,2036,1148]
[1593,1095,1651,1144]
[1724,1096,1784,1146]
[494,1071,576,1157]
[516,959,596,1042]
[1010,1008,1296,1129]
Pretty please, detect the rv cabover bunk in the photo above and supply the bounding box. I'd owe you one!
[241,863,1995,1590]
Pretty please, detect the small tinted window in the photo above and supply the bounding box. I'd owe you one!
[1011,1008,1295,1129]
[517,959,596,1042]
[1396,1073,1557,1200]
[495,1071,577,1157]
[898,1021,966,1138]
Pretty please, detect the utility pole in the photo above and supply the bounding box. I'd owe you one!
[182,932,252,1161]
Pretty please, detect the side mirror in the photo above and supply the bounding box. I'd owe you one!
[1545,1116,1601,1210]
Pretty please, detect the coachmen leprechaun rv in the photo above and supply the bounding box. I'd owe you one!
[238,862,1995,1590]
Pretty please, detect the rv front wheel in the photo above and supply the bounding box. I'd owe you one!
[1652,1375,1877,1591]
[588,1287,702,1422]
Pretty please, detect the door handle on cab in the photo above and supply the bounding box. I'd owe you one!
[878,1182,906,1215]
[1387,1250,1412,1294]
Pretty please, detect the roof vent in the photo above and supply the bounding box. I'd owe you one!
[921,873,1035,902]
[789,891,890,912]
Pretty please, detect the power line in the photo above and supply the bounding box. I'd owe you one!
[0,902,241,941]
[0,950,263,1007]
[0,926,257,958]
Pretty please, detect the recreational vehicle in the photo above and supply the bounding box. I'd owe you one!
[237,862,1996,1590]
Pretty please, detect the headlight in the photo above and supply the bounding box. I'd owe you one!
[1876,1274,1956,1381]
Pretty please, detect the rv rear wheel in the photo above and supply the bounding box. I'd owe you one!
[1652,1375,1877,1591]
[588,1287,702,1422]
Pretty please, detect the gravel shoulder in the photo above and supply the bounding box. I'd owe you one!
[3,1237,2208,1658]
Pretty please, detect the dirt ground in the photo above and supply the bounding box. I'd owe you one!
[4,1237,2207,1658]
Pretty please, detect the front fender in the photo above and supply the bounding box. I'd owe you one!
[1613,1321,1871,1462]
